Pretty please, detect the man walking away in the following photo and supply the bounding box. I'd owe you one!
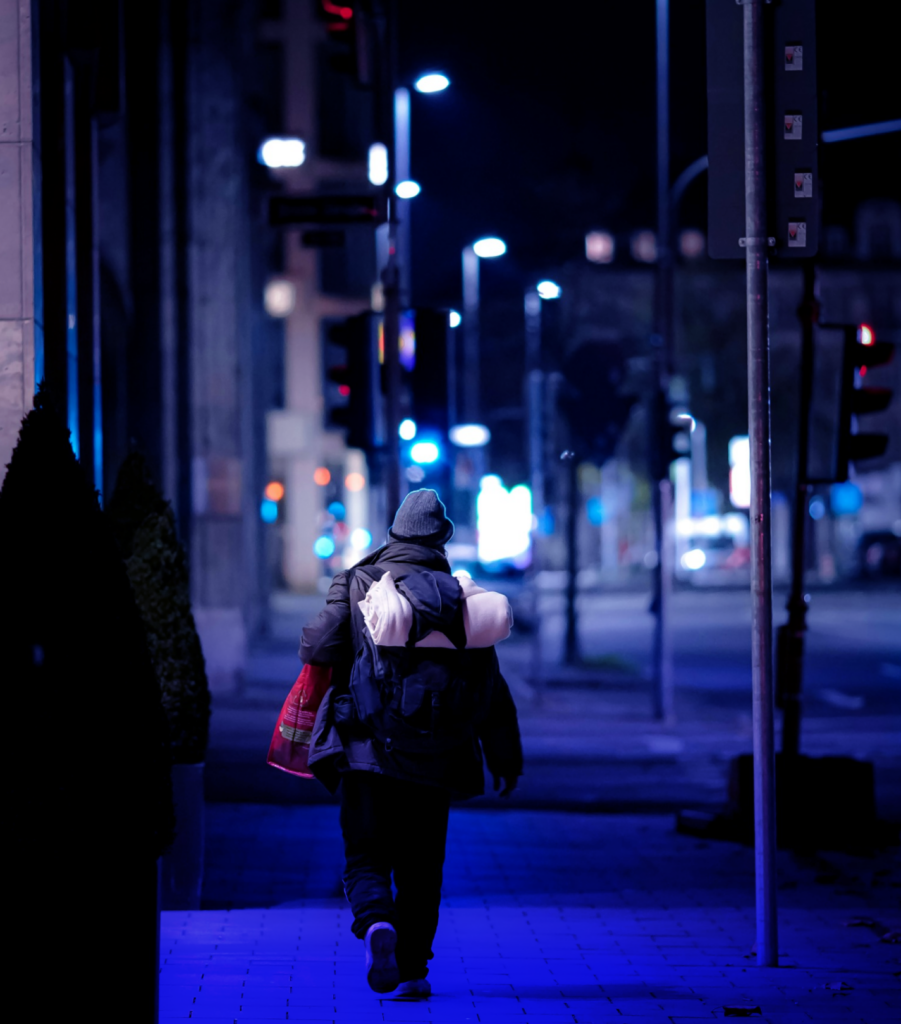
[301,489,523,998]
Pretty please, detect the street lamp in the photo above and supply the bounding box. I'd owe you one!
[414,72,450,94]
[524,280,562,517]
[392,74,450,304]
[461,238,506,425]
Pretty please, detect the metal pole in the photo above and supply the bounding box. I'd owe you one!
[651,0,675,722]
[742,0,778,968]
[394,87,411,307]
[462,246,480,424]
[381,2,401,522]
[564,453,579,665]
[776,260,817,756]
[525,289,544,509]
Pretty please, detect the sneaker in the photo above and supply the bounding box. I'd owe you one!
[393,978,431,998]
[364,922,399,993]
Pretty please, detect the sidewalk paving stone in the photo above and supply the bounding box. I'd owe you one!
[163,807,900,1022]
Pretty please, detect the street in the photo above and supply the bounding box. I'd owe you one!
[207,585,901,816]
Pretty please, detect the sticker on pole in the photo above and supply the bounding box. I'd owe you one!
[784,45,803,71]
[788,222,807,248]
[793,172,813,198]
[784,114,803,140]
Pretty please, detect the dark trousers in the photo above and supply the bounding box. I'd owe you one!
[340,771,450,981]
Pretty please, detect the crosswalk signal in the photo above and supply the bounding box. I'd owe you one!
[836,324,894,481]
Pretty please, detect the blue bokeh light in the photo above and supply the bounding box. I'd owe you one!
[313,535,336,559]
[260,499,278,523]
[410,441,440,464]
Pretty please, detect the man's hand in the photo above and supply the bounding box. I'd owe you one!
[492,774,517,798]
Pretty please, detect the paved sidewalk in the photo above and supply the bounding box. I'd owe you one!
[161,809,900,1022]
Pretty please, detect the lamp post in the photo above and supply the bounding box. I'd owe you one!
[525,280,561,516]
[378,71,448,522]
[392,73,449,306]
[461,237,506,425]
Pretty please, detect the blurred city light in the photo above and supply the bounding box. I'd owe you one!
[313,535,336,559]
[313,467,331,486]
[448,309,462,328]
[477,476,532,565]
[449,423,491,448]
[452,568,472,579]
[536,280,561,300]
[414,73,450,93]
[859,323,875,346]
[260,499,278,524]
[345,472,365,492]
[728,435,751,509]
[367,142,389,186]
[809,495,826,520]
[395,180,421,199]
[472,237,506,258]
[263,279,295,318]
[679,229,706,259]
[264,480,285,502]
[399,311,416,371]
[585,230,615,264]
[350,527,373,550]
[680,548,707,571]
[258,137,305,168]
[399,418,417,440]
[327,500,346,520]
[676,413,697,433]
[405,465,426,483]
[410,441,440,464]
[830,481,863,516]
[631,230,658,263]
[586,496,605,525]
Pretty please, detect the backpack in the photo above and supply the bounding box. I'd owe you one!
[345,565,485,753]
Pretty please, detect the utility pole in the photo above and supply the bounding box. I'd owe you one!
[651,0,675,722]
[742,0,778,968]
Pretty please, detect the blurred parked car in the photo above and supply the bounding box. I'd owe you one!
[857,531,901,578]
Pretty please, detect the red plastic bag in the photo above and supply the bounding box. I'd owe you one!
[267,664,332,778]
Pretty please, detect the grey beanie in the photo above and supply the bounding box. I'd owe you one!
[389,489,455,547]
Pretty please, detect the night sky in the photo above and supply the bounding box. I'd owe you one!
[399,0,901,309]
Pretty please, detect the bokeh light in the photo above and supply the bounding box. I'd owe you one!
[258,137,305,168]
[313,535,336,559]
[264,481,285,502]
[414,73,450,93]
[472,237,506,258]
[350,528,372,550]
[345,472,366,492]
[410,441,440,464]
[367,142,388,186]
[314,467,331,486]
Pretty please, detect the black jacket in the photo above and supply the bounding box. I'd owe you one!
[300,541,523,798]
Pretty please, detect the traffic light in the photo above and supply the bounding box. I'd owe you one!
[836,324,894,481]
[409,308,451,436]
[323,313,381,452]
[560,342,637,463]
[649,389,693,480]
[664,400,693,466]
